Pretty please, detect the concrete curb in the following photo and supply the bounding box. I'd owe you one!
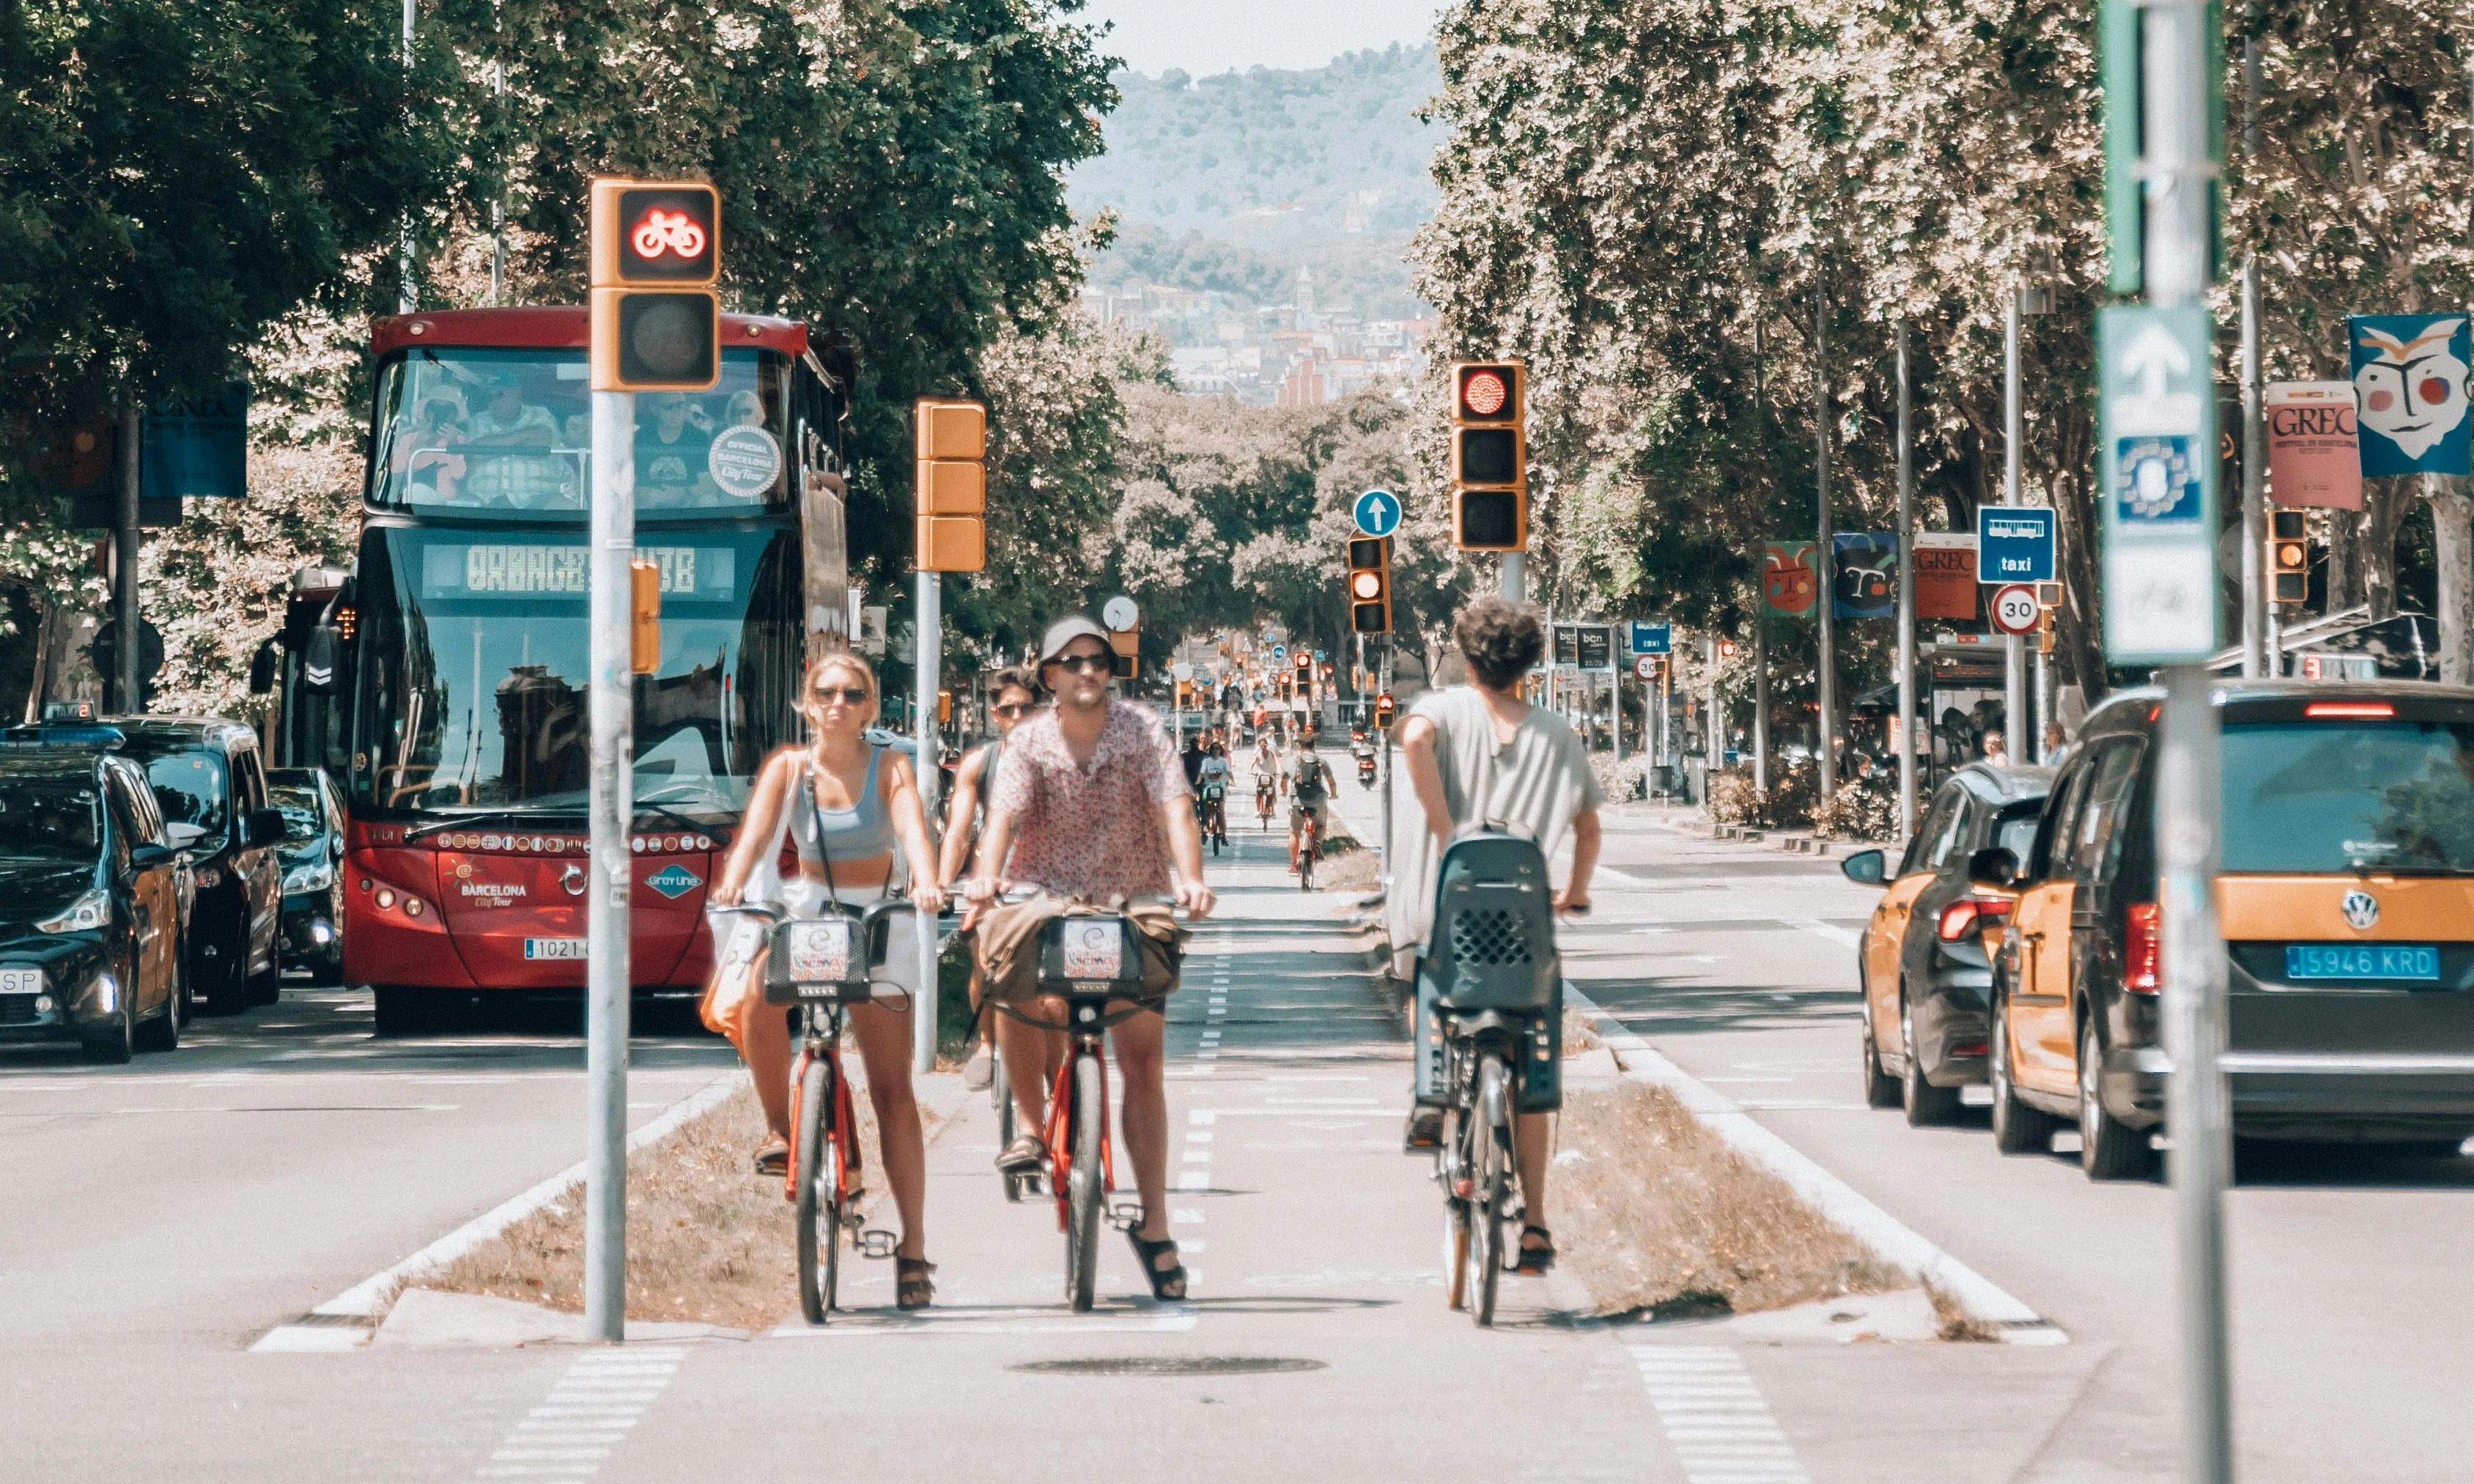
[1565,986,2067,1347]
[249,1069,750,1352]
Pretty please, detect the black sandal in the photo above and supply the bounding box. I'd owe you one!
[753,1137,788,1178]
[1515,1225,1556,1275]
[1126,1230,1187,1302]
[896,1257,936,1310]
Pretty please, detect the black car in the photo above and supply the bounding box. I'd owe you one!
[268,767,346,980]
[0,724,188,1062]
[1844,763,2053,1125]
[110,717,287,1014]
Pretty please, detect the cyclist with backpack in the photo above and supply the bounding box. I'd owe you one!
[1287,739,1335,875]
[1393,597,1602,1274]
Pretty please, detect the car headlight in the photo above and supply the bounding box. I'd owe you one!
[37,890,111,934]
[283,861,335,894]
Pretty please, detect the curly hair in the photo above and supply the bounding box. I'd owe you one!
[984,663,1044,702]
[1454,597,1546,691]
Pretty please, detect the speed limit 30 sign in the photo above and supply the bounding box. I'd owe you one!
[1990,583,2042,635]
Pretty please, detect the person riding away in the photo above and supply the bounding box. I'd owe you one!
[1196,742,1233,844]
[1287,740,1334,874]
[1394,597,1602,1277]
[937,664,1045,1092]
[964,617,1216,1303]
[706,653,946,1310]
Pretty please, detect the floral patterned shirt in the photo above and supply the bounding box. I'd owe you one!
[987,699,1190,899]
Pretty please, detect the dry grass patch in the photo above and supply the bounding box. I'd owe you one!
[1316,843,1381,893]
[1551,1080,1902,1320]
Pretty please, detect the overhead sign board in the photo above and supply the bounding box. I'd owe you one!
[1352,487,1403,538]
[1629,621,1672,655]
[2098,304,2220,662]
[1975,506,2055,584]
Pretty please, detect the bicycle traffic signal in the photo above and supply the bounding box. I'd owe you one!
[1374,693,1396,730]
[1108,625,1139,680]
[1347,536,1391,634]
[915,398,987,573]
[1293,651,1313,694]
[1449,361,1526,550]
[2271,510,2308,604]
[589,180,720,392]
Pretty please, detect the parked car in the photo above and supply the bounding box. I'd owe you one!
[268,767,346,981]
[0,720,188,1062]
[1984,682,2474,1178]
[109,717,286,1014]
[1843,763,2053,1125]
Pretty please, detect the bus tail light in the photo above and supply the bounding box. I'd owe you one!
[2124,902,2161,993]
[1938,897,2012,942]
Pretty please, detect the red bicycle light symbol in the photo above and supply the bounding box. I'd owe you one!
[631,209,708,260]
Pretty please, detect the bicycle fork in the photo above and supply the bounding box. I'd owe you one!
[1044,1041,1115,1232]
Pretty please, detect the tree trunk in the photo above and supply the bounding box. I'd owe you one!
[2426,474,2474,684]
[2361,478,2414,621]
[2325,506,2363,612]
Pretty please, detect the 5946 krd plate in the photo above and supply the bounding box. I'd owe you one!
[2285,944,2440,983]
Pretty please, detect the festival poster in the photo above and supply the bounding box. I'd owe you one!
[2264,381,2363,509]
[1761,541,1818,618]
[1913,532,1980,621]
[1831,531,1896,619]
[2348,315,2472,477]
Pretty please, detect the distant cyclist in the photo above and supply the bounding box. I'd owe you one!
[1286,739,1334,874]
[1395,597,1601,1275]
[937,664,1044,1091]
[1196,740,1232,849]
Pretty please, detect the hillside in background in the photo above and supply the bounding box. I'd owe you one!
[1071,44,1440,322]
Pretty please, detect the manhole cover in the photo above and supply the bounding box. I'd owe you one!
[1011,1356,1326,1377]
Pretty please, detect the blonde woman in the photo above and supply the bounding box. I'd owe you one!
[709,654,945,1309]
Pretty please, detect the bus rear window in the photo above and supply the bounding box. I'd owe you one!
[2221,720,2474,872]
[369,347,788,514]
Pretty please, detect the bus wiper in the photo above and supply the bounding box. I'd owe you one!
[631,801,714,836]
[405,808,581,841]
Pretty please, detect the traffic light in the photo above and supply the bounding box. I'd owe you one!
[1293,652,1313,694]
[1449,361,1526,550]
[915,398,987,573]
[1108,626,1139,679]
[629,559,660,674]
[589,180,720,392]
[1374,693,1397,730]
[937,690,953,726]
[1719,638,1738,659]
[1348,536,1392,634]
[1174,679,1192,707]
[2271,510,2308,604]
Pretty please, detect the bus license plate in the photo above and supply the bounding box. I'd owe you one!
[524,938,588,961]
[2285,944,2440,982]
[0,968,40,994]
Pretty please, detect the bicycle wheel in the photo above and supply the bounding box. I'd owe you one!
[795,1055,840,1325]
[1469,1053,1509,1327]
[1066,1050,1104,1311]
[1299,829,1316,890]
[994,1056,1024,1203]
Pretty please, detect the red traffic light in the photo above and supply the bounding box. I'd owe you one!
[591,180,719,286]
[1454,363,1521,425]
[1462,369,1507,417]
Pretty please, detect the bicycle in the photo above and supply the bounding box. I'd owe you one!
[1295,805,1320,891]
[721,899,912,1324]
[1255,778,1277,833]
[1200,783,1228,854]
[1439,1011,1524,1324]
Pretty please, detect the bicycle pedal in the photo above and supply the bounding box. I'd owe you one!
[1106,1201,1144,1231]
[856,1230,899,1260]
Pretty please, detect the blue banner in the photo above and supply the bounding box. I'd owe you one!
[141,382,249,500]
[1832,531,1896,619]
[2348,315,2471,477]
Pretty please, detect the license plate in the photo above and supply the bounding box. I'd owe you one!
[0,968,41,994]
[2285,944,2441,982]
[523,938,588,961]
[1063,920,1126,980]
[784,919,852,985]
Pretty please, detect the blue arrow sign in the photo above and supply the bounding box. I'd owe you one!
[1629,621,1672,655]
[1271,645,1288,662]
[1975,506,2055,583]
[1353,488,1402,538]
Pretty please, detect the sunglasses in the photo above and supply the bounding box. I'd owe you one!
[991,701,1033,718]
[810,686,870,705]
[1049,654,1112,674]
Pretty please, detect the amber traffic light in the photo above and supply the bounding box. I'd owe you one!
[1108,625,1139,679]
[629,559,661,674]
[2271,509,2308,605]
[915,398,987,573]
[1449,361,1526,550]
[1347,536,1392,635]
[588,179,720,392]
[1374,692,1396,730]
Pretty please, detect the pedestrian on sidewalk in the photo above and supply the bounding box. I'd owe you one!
[964,616,1216,1302]
[937,663,1046,1092]
[1391,596,1603,1275]
[705,652,946,1310]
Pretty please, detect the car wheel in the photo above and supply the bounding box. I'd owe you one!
[134,961,180,1054]
[198,927,248,1015]
[1900,989,1962,1127]
[1858,975,1900,1110]
[2078,1018,2156,1180]
[245,939,281,1007]
[1989,990,2057,1155]
[372,985,434,1036]
[81,965,136,1064]
[174,947,194,1028]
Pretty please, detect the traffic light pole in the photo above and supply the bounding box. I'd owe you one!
[1813,284,1836,801]
[585,388,636,1344]
[1895,322,1917,839]
[1501,551,1525,604]
[913,571,940,1074]
[2004,287,2028,761]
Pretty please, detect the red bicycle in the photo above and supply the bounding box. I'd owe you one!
[1018,910,1153,1310]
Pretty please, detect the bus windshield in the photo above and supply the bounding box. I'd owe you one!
[368,347,791,515]
[350,525,803,822]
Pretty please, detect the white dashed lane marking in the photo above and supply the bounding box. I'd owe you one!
[1628,1346,1808,1484]
[475,1346,688,1479]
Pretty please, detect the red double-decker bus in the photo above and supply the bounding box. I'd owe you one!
[298,307,856,1031]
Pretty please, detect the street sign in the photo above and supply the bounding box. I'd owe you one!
[1270,644,1288,662]
[142,383,249,500]
[1170,662,1193,682]
[1101,595,1140,631]
[1633,654,1658,681]
[1353,488,1403,538]
[2098,304,2220,661]
[1976,506,2055,583]
[1990,584,2042,635]
[1628,621,1671,654]
[1554,623,1615,671]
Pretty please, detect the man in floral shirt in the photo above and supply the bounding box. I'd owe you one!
[967,616,1214,1302]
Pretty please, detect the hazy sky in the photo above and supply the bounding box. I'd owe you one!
[1076,0,1441,76]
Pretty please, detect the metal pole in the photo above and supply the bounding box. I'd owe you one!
[116,404,141,715]
[2004,285,2026,761]
[2239,264,2265,677]
[1378,648,1393,890]
[398,0,416,314]
[912,572,941,1074]
[1502,551,1525,604]
[2147,0,2234,1475]
[1753,614,1769,795]
[1814,281,1836,800]
[1704,636,1722,781]
[1895,322,1917,838]
[584,388,635,1343]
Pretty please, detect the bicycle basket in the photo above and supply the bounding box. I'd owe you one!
[1425,830,1557,1013]
[764,908,869,1005]
[1036,913,1148,996]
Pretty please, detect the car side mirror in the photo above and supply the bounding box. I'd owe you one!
[1966,846,2020,889]
[1839,847,1887,885]
[247,808,286,849]
[303,625,340,694]
[129,841,174,871]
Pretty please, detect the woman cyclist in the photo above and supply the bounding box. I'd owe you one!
[708,654,946,1310]
[1196,740,1233,852]
[938,665,1044,1090]
[1252,732,1281,831]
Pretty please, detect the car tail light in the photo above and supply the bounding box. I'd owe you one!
[2305,701,2394,719]
[1938,897,2013,942]
[2124,902,2161,993]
